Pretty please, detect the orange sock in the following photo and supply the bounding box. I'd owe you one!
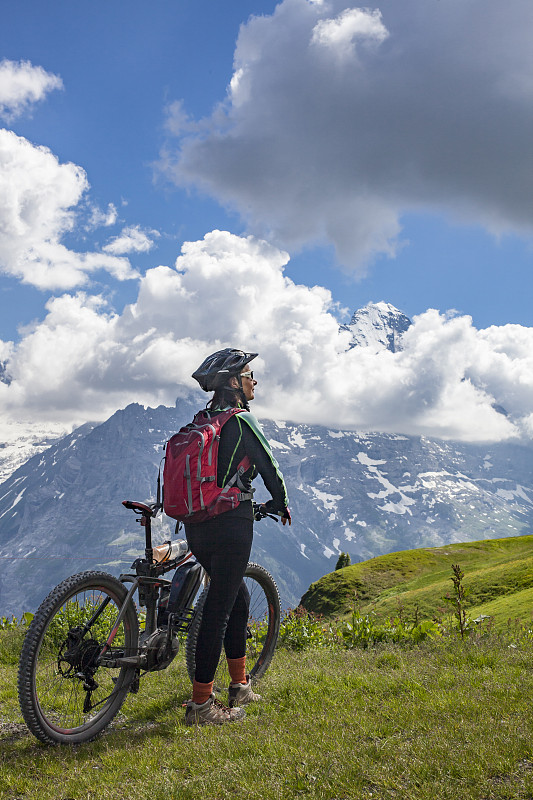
[227,656,247,685]
[192,679,213,705]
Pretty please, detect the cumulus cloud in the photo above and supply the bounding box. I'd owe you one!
[0,129,139,289]
[103,225,159,255]
[0,230,531,443]
[161,0,533,271]
[311,7,388,57]
[0,59,63,120]
[87,203,118,229]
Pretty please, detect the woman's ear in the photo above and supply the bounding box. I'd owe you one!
[229,376,239,389]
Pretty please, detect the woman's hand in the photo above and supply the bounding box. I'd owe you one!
[259,501,292,525]
[281,507,292,526]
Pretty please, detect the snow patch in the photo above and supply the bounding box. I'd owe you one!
[496,485,533,503]
[0,487,26,519]
[309,486,342,511]
[365,466,416,515]
[379,500,411,515]
[300,543,310,560]
[288,430,306,448]
[270,440,290,450]
[356,452,386,467]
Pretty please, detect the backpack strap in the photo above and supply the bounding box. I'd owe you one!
[219,455,255,502]
[156,457,164,510]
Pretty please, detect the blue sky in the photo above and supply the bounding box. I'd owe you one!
[0,0,532,442]
[2,0,531,337]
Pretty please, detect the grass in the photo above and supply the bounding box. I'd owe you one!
[301,535,533,626]
[2,632,533,800]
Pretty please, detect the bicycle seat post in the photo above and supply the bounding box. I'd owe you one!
[121,501,160,565]
[141,512,154,564]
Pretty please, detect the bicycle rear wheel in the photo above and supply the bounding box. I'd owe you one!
[185,562,281,693]
[18,571,139,745]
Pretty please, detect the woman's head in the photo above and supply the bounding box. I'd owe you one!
[192,348,258,409]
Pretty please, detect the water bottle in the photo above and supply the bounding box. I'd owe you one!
[152,541,174,563]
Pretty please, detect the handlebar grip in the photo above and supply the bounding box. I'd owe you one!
[252,503,279,522]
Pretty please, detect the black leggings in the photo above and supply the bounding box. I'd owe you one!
[185,516,253,684]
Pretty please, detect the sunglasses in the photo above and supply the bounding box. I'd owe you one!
[240,370,254,380]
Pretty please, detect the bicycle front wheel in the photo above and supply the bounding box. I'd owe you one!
[186,562,281,692]
[18,570,139,745]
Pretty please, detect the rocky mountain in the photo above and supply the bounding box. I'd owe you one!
[1,302,531,616]
[0,302,408,485]
[1,398,532,617]
[341,301,412,352]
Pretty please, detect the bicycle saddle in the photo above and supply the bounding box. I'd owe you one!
[122,500,160,517]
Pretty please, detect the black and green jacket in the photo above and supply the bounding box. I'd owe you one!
[212,408,289,520]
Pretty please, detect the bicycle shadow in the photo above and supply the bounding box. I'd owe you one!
[0,689,194,757]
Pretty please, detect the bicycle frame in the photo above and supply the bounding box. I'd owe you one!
[98,502,204,670]
[18,498,281,744]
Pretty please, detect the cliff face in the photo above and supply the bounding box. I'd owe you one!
[1,398,532,616]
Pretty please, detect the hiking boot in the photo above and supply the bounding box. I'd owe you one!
[228,676,262,708]
[184,694,246,726]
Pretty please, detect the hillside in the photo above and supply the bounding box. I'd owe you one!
[1,302,532,618]
[1,398,533,618]
[301,535,533,626]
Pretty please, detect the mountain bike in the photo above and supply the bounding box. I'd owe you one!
[17,500,281,745]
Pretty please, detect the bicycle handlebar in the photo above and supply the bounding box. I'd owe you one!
[252,502,280,522]
[123,498,280,524]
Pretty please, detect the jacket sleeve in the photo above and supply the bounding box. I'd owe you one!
[240,413,289,513]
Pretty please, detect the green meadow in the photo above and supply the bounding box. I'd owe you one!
[302,535,533,628]
[1,534,533,799]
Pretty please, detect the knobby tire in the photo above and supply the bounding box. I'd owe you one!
[18,570,139,745]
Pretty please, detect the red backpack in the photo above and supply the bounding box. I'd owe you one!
[162,409,253,523]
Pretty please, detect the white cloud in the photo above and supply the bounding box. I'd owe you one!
[103,225,159,255]
[0,129,139,290]
[0,59,63,120]
[311,8,388,58]
[87,203,118,229]
[161,0,533,272]
[0,230,531,444]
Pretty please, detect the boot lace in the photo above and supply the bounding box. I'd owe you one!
[211,697,232,713]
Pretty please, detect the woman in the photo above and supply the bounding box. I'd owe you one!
[185,348,291,726]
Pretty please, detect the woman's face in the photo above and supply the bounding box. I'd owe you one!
[232,367,257,402]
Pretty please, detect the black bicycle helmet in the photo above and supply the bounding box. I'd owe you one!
[192,348,258,392]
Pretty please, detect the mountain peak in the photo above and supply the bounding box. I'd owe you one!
[342,301,412,353]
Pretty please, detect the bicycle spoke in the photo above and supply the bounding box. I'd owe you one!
[19,571,138,742]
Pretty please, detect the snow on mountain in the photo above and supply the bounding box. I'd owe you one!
[0,300,407,486]
[0,420,76,484]
[1,399,532,618]
[341,301,412,352]
[1,302,531,616]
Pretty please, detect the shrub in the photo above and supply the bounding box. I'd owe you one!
[332,608,441,649]
[278,606,336,651]
[0,612,33,630]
